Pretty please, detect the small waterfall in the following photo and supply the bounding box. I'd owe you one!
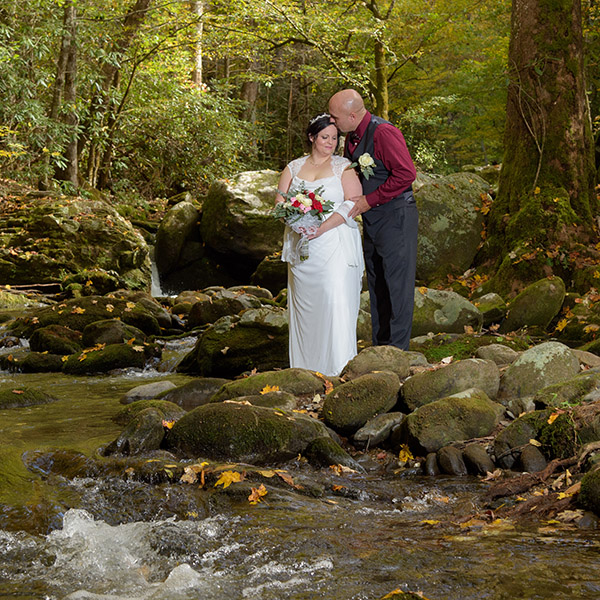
[149,246,166,297]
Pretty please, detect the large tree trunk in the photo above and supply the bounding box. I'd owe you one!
[372,39,389,119]
[484,0,596,293]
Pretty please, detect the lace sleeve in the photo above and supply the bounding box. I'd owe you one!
[331,155,352,179]
[286,156,308,180]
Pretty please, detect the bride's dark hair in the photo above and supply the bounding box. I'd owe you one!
[306,113,340,151]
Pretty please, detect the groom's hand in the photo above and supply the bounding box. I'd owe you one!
[348,195,371,218]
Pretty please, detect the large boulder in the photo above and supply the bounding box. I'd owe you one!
[0,192,150,289]
[396,388,505,454]
[158,378,230,411]
[200,170,284,260]
[322,371,400,435]
[0,386,58,409]
[412,288,483,336]
[500,277,566,333]
[154,201,200,276]
[415,172,490,281]
[165,402,336,464]
[497,341,580,412]
[177,307,289,378]
[402,358,500,411]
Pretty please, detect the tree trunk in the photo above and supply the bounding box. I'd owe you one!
[190,1,203,86]
[372,39,389,119]
[54,1,78,187]
[484,0,597,292]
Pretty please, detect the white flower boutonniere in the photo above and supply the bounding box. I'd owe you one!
[349,152,375,180]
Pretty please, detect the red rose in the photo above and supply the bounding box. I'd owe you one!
[313,200,323,212]
[308,192,316,201]
[292,200,301,208]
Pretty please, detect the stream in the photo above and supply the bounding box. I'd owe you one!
[1,339,600,599]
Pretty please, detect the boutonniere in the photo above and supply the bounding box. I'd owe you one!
[349,152,375,180]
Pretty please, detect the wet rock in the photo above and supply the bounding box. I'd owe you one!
[472,292,507,327]
[200,170,284,260]
[572,349,600,369]
[437,446,468,476]
[209,368,323,403]
[414,172,490,281]
[304,437,364,471]
[113,291,173,330]
[322,371,400,435]
[113,399,186,427]
[29,325,82,355]
[103,407,166,456]
[396,388,505,454]
[13,352,65,373]
[412,288,483,337]
[250,253,288,296]
[533,371,600,409]
[497,342,580,413]
[228,285,273,301]
[402,358,500,411]
[171,290,212,316]
[518,444,547,473]
[0,385,58,409]
[177,307,289,378]
[62,342,157,374]
[500,277,566,333]
[579,469,600,516]
[425,452,441,476]
[166,402,330,464]
[187,288,262,328]
[82,319,147,348]
[463,444,495,475]
[341,346,411,381]
[228,391,297,411]
[353,412,406,449]
[120,381,178,405]
[157,377,230,410]
[493,412,548,469]
[475,343,520,366]
[155,201,200,276]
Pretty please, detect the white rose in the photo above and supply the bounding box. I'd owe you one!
[358,153,375,168]
[296,193,312,207]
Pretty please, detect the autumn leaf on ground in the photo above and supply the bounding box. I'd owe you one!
[276,470,303,489]
[132,345,145,352]
[398,444,413,463]
[420,519,441,526]
[162,419,175,429]
[221,346,229,354]
[418,286,428,295]
[105,304,114,313]
[248,484,268,504]
[260,384,280,394]
[555,318,568,332]
[332,484,346,492]
[71,306,86,314]
[548,409,565,424]
[529,438,542,447]
[329,464,358,476]
[482,469,503,481]
[464,325,475,335]
[214,470,244,488]
[11,389,24,394]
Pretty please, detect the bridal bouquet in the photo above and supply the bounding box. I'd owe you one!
[272,184,333,261]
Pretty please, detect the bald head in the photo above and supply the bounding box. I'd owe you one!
[328,89,367,133]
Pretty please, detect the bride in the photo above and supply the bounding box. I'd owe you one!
[275,113,364,377]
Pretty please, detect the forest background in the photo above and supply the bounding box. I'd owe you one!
[0,0,598,215]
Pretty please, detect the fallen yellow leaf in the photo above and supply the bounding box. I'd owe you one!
[248,483,268,504]
[214,470,244,489]
[260,384,280,394]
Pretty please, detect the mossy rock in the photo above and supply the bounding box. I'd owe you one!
[13,352,65,373]
[0,386,58,409]
[187,290,262,328]
[62,342,154,374]
[112,399,186,426]
[578,469,600,516]
[158,377,230,411]
[322,371,400,435]
[500,277,566,333]
[250,253,289,296]
[228,391,297,411]
[412,288,483,337]
[341,345,411,381]
[166,402,330,464]
[9,295,161,338]
[397,388,504,454]
[81,319,147,347]
[29,324,82,355]
[533,371,600,409]
[103,407,166,456]
[209,368,325,403]
[177,308,289,378]
[472,292,507,326]
[402,358,500,411]
[304,436,362,471]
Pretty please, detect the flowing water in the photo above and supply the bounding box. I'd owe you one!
[1,342,600,599]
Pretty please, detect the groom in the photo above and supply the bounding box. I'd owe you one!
[328,89,418,351]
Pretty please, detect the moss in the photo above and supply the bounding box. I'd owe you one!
[112,399,186,426]
[62,343,148,374]
[578,469,600,515]
[0,386,58,409]
[538,411,580,459]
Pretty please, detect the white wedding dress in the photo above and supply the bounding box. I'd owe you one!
[282,154,364,376]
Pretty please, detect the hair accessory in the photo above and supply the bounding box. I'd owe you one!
[309,113,331,125]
